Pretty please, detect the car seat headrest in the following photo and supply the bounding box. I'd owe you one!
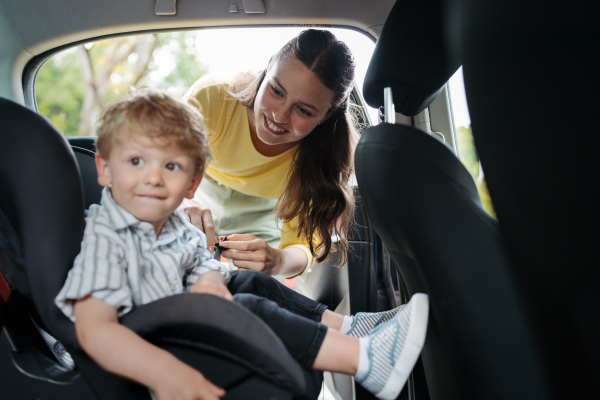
[362,0,461,116]
[0,97,85,344]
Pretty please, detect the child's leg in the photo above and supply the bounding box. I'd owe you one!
[233,293,327,369]
[232,292,357,374]
[229,270,415,337]
[312,330,359,374]
[228,270,326,321]
[234,291,428,400]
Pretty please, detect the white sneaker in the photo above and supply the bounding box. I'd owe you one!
[355,293,429,400]
[346,304,407,337]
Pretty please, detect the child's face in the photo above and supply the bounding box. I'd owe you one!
[95,127,201,235]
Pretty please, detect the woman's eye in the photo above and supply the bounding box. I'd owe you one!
[166,162,180,172]
[129,158,143,166]
[270,85,283,97]
[298,106,312,117]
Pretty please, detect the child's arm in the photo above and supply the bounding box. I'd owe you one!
[190,271,233,301]
[73,296,225,400]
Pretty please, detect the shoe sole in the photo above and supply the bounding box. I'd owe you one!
[376,293,429,400]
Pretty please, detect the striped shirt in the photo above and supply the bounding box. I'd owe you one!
[55,188,229,321]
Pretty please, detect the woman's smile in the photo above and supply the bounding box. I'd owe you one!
[264,115,287,134]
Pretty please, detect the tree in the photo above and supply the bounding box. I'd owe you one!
[36,32,208,137]
[456,125,496,218]
[35,50,85,136]
[77,35,159,136]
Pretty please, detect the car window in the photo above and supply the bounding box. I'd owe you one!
[449,67,496,217]
[34,27,376,138]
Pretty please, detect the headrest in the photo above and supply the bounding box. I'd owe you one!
[362,0,461,116]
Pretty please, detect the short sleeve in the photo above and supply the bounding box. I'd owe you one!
[54,225,132,321]
[184,248,230,289]
[279,217,316,276]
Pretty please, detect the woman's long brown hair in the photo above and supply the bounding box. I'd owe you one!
[233,29,359,267]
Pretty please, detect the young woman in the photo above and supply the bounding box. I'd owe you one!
[184,29,359,278]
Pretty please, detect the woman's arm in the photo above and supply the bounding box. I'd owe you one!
[73,296,225,400]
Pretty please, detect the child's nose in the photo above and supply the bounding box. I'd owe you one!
[144,168,163,185]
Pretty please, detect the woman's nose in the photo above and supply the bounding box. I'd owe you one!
[272,104,291,123]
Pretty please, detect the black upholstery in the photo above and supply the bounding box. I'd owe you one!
[355,124,548,399]
[356,0,552,398]
[362,0,461,115]
[0,98,320,399]
[453,0,600,397]
[71,146,103,209]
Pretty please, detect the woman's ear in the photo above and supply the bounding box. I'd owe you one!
[185,176,203,199]
[95,153,112,187]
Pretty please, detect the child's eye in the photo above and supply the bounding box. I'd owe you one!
[166,162,180,172]
[129,157,143,166]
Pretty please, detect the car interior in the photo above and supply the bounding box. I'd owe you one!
[0,0,597,399]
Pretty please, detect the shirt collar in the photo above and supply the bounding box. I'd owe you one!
[98,187,188,240]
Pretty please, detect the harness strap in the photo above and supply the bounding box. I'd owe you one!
[0,268,11,319]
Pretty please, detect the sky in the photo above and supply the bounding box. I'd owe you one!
[161,27,471,129]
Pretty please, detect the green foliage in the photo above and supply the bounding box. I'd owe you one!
[35,32,208,136]
[456,125,497,218]
[151,32,208,95]
[456,126,478,177]
[35,50,85,136]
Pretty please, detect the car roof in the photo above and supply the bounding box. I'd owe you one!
[0,0,394,93]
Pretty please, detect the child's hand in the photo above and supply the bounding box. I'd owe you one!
[190,271,233,301]
[152,361,225,400]
[190,281,233,301]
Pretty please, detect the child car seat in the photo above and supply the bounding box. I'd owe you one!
[0,97,321,399]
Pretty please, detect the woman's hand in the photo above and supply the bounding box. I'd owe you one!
[218,234,284,276]
[179,198,217,252]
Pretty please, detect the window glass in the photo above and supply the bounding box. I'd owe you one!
[35,27,375,138]
[448,67,496,217]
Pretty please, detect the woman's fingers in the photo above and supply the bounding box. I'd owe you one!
[180,199,217,251]
[219,235,282,275]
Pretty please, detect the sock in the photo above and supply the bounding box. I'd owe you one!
[340,315,353,334]
[356,336,371,378]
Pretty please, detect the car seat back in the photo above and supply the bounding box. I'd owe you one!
[454,0,599,397]
[355,0,550,398]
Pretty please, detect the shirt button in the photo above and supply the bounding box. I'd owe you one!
[170,283,176,291]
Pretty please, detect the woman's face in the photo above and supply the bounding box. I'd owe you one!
[250,55,335,156]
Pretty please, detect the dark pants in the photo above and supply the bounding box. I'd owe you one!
[227,270,328,369]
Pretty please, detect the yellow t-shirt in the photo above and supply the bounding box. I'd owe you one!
[186,77,314,273]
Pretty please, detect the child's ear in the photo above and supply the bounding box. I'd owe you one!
[185,176,202,199]
[95,154,112,187]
